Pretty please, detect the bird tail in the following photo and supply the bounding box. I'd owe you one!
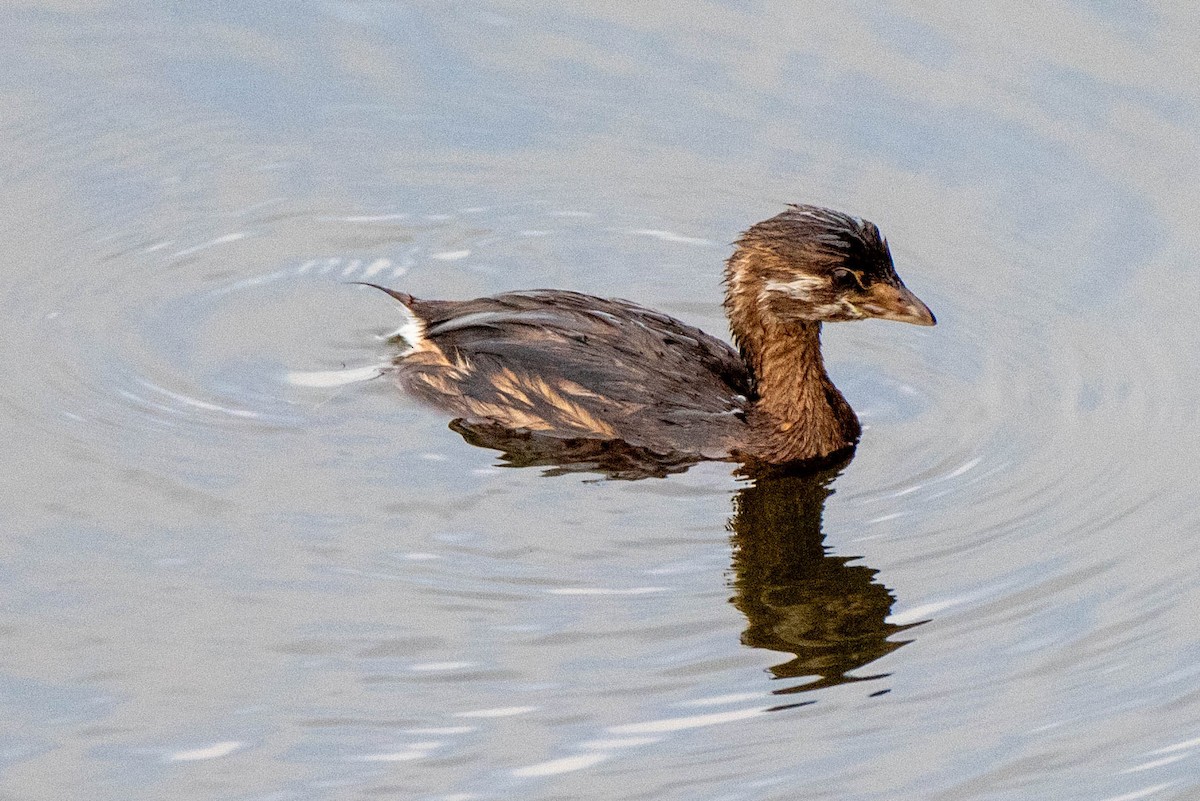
[351,282,427,354]
[350,281,416,307]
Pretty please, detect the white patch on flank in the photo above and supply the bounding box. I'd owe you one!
[763,275,826,300]
[384,302,427,355]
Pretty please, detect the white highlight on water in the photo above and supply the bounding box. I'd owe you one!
[677,692,765,708]
[339,213,411,222]
[410,661,476,672]
[887,598,965,625]
[945,456,983,480]
[454,706,538,719]
[403,726,477,735]
[1098,783,1175,801]
[284,365,383,388]
[431,249,471,261]
[1121,754,1189,774]
[352,741,443,762]
[512,753,610,778]
[888,580,1015,626]
[1150,735,1200,755]
[135,378,260,419]
[172,232,249,259]
[545,587,668,596]
[166,741,244,762]
[364,258,392,277]
[607,706,767,735]
[628,229,716,247]
[509,703,771,778]
[577,737,662,750]
[352,751,427,762]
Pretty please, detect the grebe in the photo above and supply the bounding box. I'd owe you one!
[364,205,934,470]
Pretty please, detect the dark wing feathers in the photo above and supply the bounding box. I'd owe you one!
[404,290,752,455]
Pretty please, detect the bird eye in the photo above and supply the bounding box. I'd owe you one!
[832,268,862,290]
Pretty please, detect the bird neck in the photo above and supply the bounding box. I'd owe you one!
[742,320,861,463]
[723,247,860,462]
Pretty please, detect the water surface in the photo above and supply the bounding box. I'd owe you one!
[3,3,1200,799]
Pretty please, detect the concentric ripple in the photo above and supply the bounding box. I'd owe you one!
[1,198,736,480]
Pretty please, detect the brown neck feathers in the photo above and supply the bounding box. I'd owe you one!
[724,250,860,463]
[745,320,859,462]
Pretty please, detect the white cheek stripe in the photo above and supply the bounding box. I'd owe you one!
[762,275,826,299]
[807,299,865,319]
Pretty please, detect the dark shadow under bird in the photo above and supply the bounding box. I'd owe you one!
[362,205,934,477]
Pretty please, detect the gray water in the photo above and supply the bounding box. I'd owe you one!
[3,3,1200,800]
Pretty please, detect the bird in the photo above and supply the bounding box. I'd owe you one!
[360,205,934,473]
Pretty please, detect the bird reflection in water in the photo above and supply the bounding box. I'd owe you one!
[730,460,918,695]
[445,427,919,695]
